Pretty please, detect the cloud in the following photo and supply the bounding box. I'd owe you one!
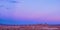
[8,0,18,3]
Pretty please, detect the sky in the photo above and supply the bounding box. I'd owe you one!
[0,0,60,25]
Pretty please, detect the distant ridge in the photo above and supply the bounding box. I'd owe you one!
[0,23,48,26]
[0,23,60,26]
[49,24,60,26]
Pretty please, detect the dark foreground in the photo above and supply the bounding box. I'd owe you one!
[0,24,60,30]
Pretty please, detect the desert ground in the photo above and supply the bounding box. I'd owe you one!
[0,24,60,30]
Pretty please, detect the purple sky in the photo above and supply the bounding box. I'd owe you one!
[0,0,60,24]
